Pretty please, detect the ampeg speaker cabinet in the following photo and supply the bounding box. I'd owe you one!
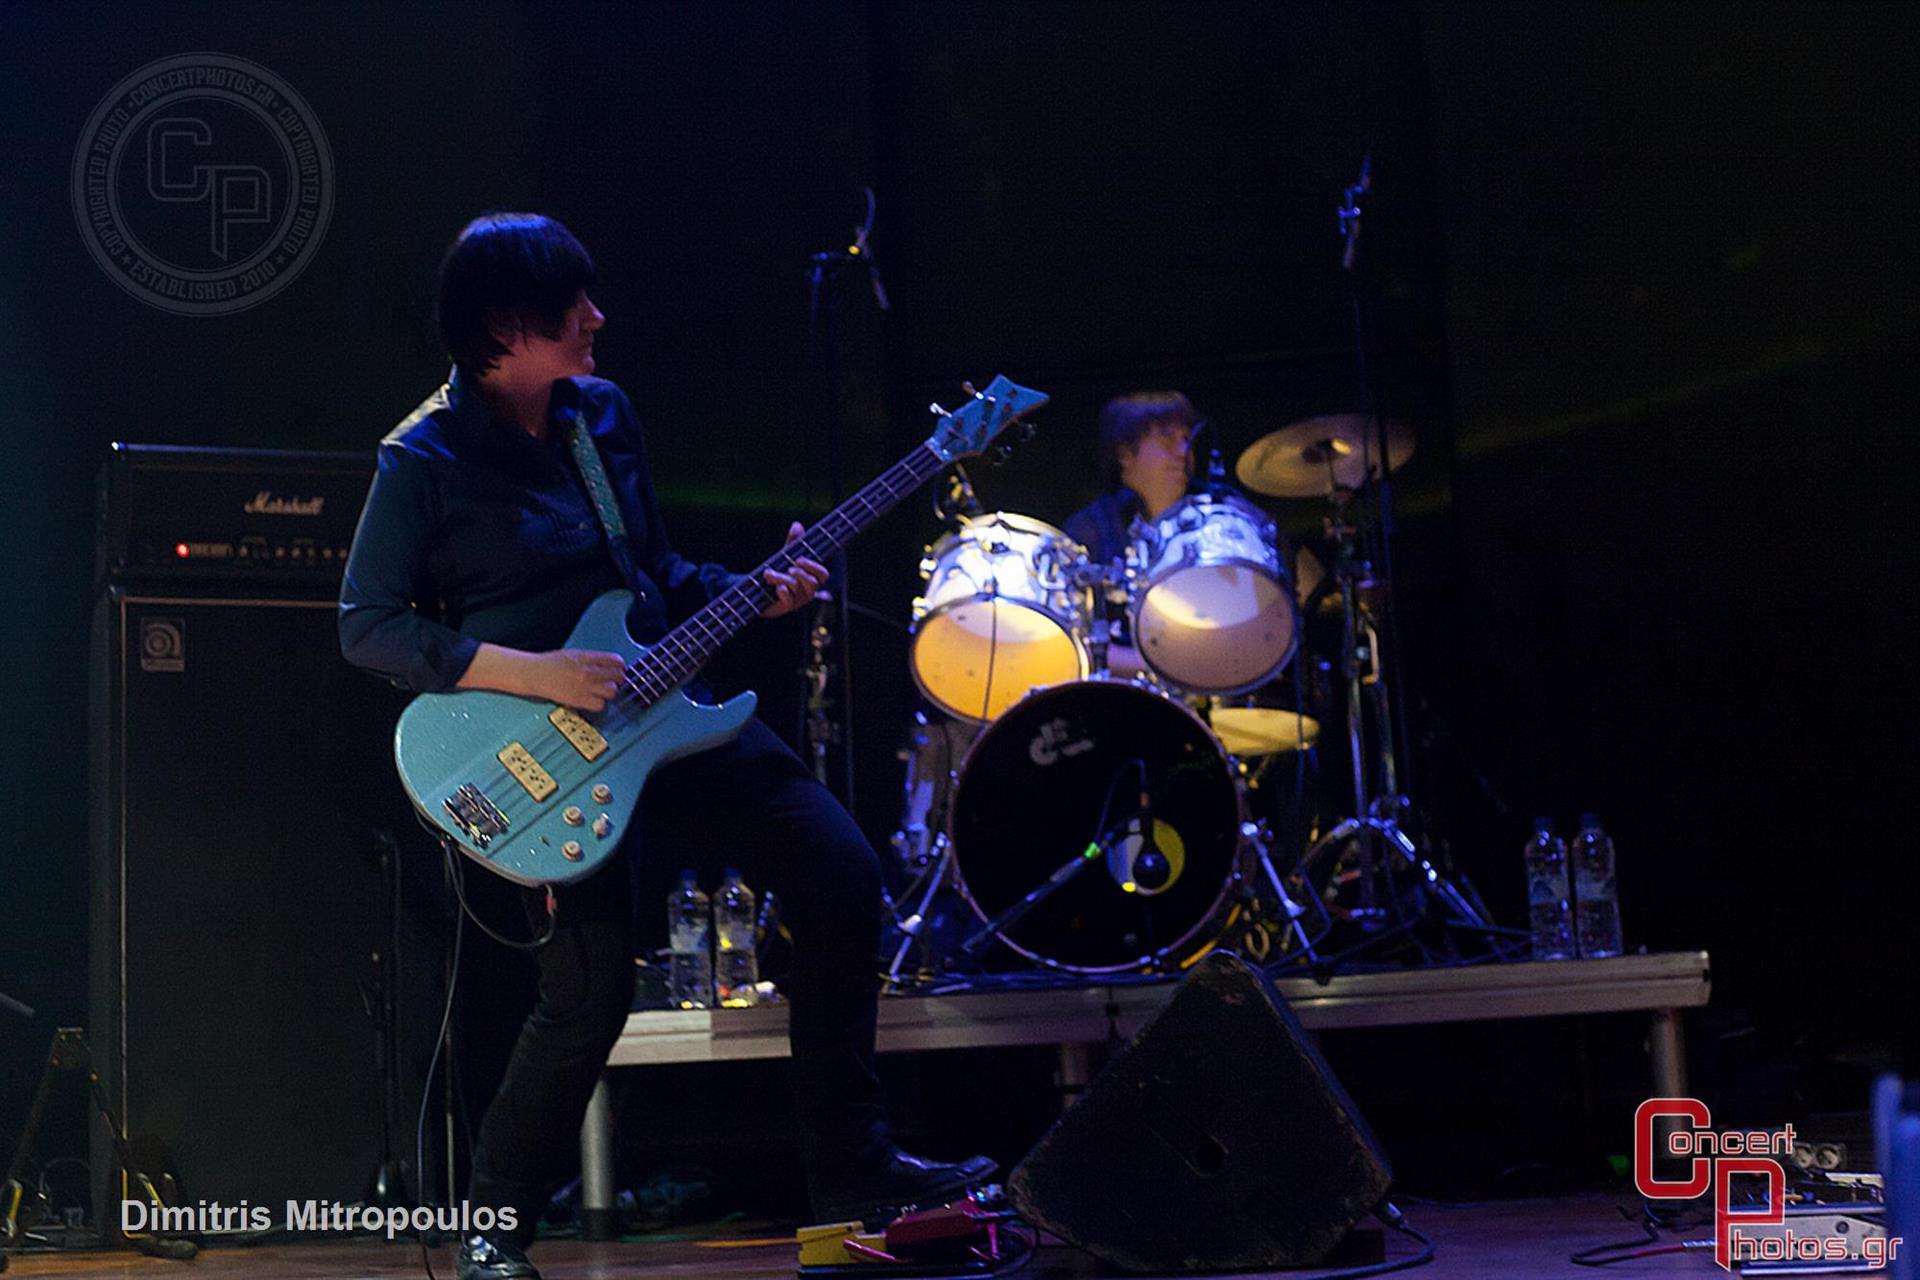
[1008,952,1393,1273]
[87,585,423,1234]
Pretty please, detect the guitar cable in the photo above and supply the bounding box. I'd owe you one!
[431,826,559,953]
[413,882,462,1280]
[409,832,560,1280]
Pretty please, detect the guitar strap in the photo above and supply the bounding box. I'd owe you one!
[563,411,648,597]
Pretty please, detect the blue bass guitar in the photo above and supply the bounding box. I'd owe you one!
[393,375,1047,884]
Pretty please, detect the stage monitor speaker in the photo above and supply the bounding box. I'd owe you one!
[88,586,425,1235]
[1007,952,1392,1274]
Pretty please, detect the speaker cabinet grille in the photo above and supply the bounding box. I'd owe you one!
[89,589,418,1231]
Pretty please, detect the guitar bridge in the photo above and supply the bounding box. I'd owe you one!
[444,784,509,846]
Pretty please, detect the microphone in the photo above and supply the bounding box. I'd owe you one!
[1340,151,1372,270]
[850,185,892,312]
[1116,790,1171,893]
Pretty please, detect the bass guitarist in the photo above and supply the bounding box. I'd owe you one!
[339,212,991,1280]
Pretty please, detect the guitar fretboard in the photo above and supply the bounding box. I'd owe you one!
[620,442,946,704]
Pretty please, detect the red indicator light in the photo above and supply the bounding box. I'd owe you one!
[175,543,191,558]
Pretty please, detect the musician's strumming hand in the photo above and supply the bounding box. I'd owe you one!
[454,644,627,711]
[761,521,829,619]
[531,649,628,711]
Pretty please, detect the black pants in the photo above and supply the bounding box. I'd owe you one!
[466,718,888,1244]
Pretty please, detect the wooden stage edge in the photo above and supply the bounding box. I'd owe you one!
[608,951,1712,1066]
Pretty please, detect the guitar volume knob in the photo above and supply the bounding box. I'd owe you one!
[561,840,584,862]
[562,806,584,826]
[591,784,612,803]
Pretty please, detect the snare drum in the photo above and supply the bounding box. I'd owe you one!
[1130,491,1298,695]
[910,512,1090,722]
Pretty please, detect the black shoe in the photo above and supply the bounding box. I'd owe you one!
[811,1145,999,1225]
[456,1235,539,1280]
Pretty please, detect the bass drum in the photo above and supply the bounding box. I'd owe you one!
[948,680,1242,974]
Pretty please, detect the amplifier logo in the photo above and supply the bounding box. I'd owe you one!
[140,618,185,673]
[243,490,325,516]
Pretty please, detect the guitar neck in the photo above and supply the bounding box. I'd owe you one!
[625,442,946,698]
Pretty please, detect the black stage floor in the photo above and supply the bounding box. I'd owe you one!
[3,1195,1707,1278]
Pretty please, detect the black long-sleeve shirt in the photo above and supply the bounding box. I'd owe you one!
[338,370,739,692]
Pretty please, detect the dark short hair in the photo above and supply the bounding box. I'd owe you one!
[1096,390,1197,490]
[437,213,596,378]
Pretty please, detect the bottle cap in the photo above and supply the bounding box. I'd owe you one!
[678,869,699,886]
[1578,813,1602,831]
[1532,816,1553,835]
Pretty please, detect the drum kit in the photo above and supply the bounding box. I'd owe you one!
[884,412,1493,986]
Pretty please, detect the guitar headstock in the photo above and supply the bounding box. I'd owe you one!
[924,375,1048,464]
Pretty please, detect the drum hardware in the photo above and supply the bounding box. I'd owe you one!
[933,460,985,528]
[801,595,838,786]
[1238,818,1326,963]
[883,711,982,988]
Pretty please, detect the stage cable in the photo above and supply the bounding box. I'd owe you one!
[414,860,464,1280]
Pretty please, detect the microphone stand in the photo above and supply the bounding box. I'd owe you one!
[1338,153,1417,815]
[960,842,1106,960]
[802,188,891,818]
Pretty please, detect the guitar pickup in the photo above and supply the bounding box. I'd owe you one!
[496,742,558,802]
[444,784,509,846]
[548,707,609,761]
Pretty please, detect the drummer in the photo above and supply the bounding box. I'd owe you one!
[1062,390,1198,675]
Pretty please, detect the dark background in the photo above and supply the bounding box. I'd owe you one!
[2,0,1913,1218]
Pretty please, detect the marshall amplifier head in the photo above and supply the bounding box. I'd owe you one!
[95,443,373,593]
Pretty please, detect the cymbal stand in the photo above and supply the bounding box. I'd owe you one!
[1300,486,1490,940]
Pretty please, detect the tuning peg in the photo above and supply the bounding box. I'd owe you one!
[961,381,978,397]
[1019,421,1039,442]
[988,444,1014,467]
[929,401,952,418]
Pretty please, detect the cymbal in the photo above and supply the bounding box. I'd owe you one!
[1236,414,1415,498]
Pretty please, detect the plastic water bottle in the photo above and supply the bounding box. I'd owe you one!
[668,872,711,1009]
[1572,814,1623,958]
[1524,818,1573,960]
[714,868,760,1008]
